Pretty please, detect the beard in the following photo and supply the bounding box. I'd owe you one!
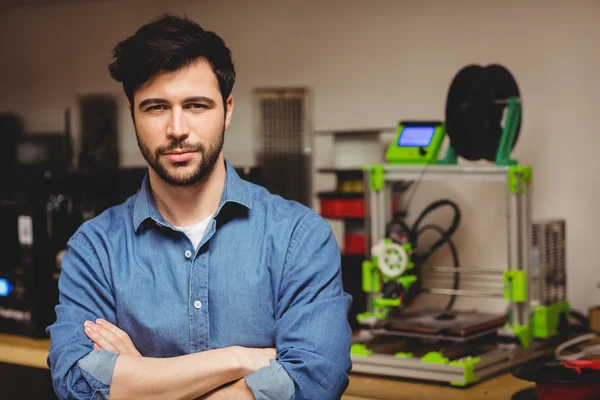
[136,126,225,187]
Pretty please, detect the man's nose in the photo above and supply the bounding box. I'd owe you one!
[166,108,190,139]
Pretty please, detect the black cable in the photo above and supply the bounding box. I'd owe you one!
[385,199,462,310]
[417,224,460,310]
[411,199,461,263]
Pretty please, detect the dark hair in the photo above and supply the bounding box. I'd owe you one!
[108,13,235,108]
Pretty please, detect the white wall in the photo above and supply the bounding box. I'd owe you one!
[1,0,599,314]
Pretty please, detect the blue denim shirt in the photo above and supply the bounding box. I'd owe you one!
[46,160,352,400]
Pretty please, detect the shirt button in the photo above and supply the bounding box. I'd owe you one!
[193,300,202,309]
[184,250,192,259]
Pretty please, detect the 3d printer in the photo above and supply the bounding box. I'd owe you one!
[351,65,569,386]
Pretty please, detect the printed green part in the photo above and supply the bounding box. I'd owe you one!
[365,311,388,321]
[361,261,379,293]
[450,357,481,387]
[508,165,532,194]
[533,301,569,339]
[374,297,401,308]
[369,164,384,191]
[373,311,388,321]
[351,344,372,356]
[398,275,417,289]
[395,352,414,359]
[437,144,458,165]
[504,270,527,302]
[513,324,532,348]
[356,311,388,323]
[495,96,521,166]
[356,312,371,323]
[420,352,449,364]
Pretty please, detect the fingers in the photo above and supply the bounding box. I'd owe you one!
[88,321,126,352]
[83,319,141,356]
[84,321,119,354]
[95,319,141,356]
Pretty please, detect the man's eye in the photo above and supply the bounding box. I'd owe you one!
[187,103,206,110]
[147,105,166,111]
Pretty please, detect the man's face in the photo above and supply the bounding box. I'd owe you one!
[132,60,233,186]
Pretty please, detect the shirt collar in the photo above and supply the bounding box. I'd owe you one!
[133,159,253,232]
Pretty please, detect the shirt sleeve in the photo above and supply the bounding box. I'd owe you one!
[244,359,295,400]
[265,212,353,400]
[46,231,118,399]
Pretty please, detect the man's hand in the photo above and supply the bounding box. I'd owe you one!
[83,319,142,357]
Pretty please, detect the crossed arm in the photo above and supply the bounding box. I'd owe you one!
[83,318,268,399]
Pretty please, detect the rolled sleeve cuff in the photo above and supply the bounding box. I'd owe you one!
[245,359,295,400]
[77,349,119,387]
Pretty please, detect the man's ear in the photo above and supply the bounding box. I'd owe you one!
[224,95,234,130]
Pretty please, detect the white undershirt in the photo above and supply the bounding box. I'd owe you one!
[174,214,214,250]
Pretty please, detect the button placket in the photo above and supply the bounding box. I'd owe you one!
[201,252,210,348]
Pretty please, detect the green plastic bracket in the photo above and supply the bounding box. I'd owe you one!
[356,312,371,323]
[504,270,527,302]
[356,311,388,323]
[351,344,373,356]
[398,275,417,290]
[437,143,458,165]
[533,301,570,339]
[361,261,379,293]
[512,324,532,348]
[508,165,532,194]
[373,297,401,308]
[395,352,414,359]
[495,96,521,166]
[421,352,449,365]
[369,164,384,191]
[450,357,481,387]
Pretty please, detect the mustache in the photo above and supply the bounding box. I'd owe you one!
[155,141,204,157]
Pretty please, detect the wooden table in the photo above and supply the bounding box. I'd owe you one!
[0,333,50,369]
[0,333,533,399]
[343,372,533,399]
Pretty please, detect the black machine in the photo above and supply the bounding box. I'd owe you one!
[0,168,147,338]
[0,110,146,337]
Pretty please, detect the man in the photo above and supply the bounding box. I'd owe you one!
[46,13,352,400]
